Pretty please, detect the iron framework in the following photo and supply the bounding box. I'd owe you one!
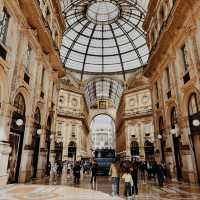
[60,0,149,80]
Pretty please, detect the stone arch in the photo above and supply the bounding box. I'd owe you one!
[181,87,200,117]
[165,101,178,127]
[89,109,116,125]
[12,86,31,116]
[34,102,46,126]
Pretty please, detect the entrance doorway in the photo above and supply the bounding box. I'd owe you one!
[8,93,26,183]
[68,141,76,162]
[144,140,154,160]
[130,141,139,157]
[55,142,63,162]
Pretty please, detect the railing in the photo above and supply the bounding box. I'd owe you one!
[123,108,152,118]
[57,108,86,119]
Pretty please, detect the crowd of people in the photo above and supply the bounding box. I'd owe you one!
[109,159,169,198]
[45,159,169,198]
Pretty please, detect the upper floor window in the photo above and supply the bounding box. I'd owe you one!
[41,67,45,90]
[188,93,199,116]
[46,7,51,24]
[25,44,32,73]
[72,125,76,138]
[155,81,159,100]
[159,5,165,25]
[0,8,10,44]
[57,122,62,136]
[181,44,189,72]
[51,82,54,101]
[165,67,171,91]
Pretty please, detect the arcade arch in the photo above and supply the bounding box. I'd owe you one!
[90,114,115,151]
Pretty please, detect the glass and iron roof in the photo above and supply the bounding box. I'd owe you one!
[60,0,149,79]
[84,78,124,108]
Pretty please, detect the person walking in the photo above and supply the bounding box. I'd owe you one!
[109,159,120,196]
[73,161,81,184]
[90,160,98,184]
[130,162,138,195]
[51,162,57,184]
[122,168,133,198]
[46,161,51,176]
[157,162,165,187]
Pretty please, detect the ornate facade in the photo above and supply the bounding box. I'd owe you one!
[144,0,200,183]
[0,0,64,184]
[56,77,89,161]
[116,76,154,160]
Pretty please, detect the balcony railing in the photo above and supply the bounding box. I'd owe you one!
[57,108,86,119]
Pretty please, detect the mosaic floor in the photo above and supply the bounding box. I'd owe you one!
[1,175,200,200]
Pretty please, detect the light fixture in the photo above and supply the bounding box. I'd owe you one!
[50,135,54,140]
[57,138,62,143]
[192,119,200,127]
[16,119,23,126]
[170,128,176,135]
[37,129,42,135]
[158,134,162,139]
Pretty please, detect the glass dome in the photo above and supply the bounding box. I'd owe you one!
[60,0,149,79]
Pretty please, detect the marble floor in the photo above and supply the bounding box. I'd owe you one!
[1,174,200,200]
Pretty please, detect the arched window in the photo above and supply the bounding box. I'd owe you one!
[34,108,41,126]
[188,93,199,116]
[14,93,25,115]
[131,141,139,156]
[159,5,165,25]
[159,117,164,132]
[144,140,154,156]
[68,141,76,158]
[171,107,177,128]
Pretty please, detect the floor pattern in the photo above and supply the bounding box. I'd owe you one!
[1,175,200,200]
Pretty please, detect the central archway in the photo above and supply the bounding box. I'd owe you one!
[90,114,115,151]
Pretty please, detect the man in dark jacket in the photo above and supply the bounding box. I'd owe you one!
[130,162,139,195]
[73,161,81,184]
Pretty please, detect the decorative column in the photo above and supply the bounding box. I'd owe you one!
[62,124,69,161]
[37,126,46,178]
[49,132,56,164]
[139,123,145,159]
[19,115,34,183]
[126,124,131,159]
